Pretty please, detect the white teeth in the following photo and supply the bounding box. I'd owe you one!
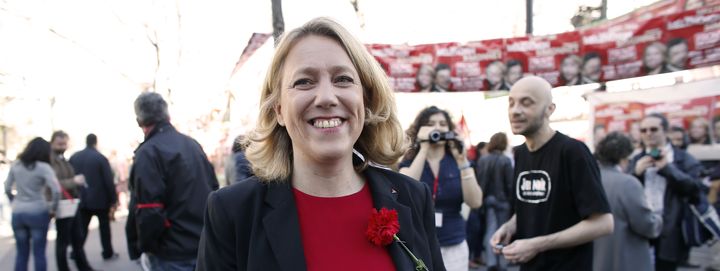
[313,118,342,128]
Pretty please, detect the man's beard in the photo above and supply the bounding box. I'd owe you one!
[53,149,66,155]
[520,115,545,137]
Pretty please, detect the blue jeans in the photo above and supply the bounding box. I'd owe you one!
[483,207,510,269]
[11,211,51,271]
[147,254,197,271]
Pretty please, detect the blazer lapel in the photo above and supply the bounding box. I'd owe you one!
[365,167,417,271]
[263,182,307,271]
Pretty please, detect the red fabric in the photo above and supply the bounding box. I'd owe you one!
[293,183,396,271]
[433,175,439,201]
[136,203,164,209]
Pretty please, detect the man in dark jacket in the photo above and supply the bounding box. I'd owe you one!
[69,133,118,261]
[50,131,94,271]
[628,113,704,271]
[126,92,218,270]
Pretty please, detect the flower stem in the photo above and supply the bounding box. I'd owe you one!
[393,235,429,271]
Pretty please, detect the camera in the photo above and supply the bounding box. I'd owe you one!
[427,130,464,153]
[648,149,663,160]
[428,130,457,143]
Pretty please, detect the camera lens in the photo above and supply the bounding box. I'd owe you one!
[429,130,441,143]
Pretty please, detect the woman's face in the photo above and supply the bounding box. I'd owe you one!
[275,35,365,164]
[582,57,601,81]
[690,119,708,142]
[425,113,450,133]
[416,66,433,89]
[644,45,664,70]
[506,65,522,85]
[561,57,580,82]
[486,64,503,86]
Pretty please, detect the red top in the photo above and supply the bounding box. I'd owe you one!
[293,183,396,271]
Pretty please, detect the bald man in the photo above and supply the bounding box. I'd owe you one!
[490,76,613,271]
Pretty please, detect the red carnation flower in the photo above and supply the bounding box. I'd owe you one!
[366,208,400,246]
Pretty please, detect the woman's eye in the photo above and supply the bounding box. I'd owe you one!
[334,75,355,86]
[292,79,314,89]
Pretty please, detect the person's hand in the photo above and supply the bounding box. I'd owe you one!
[654,149,670,170]
[490,224,514,254]
[448,136,467,165]
[73,174,86,186]
[416,126,434,141]
[415,126,435,149]
[502,238,542,264]
[634,156,654,176]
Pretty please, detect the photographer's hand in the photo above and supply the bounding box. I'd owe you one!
[654,150,669,170]
[398,126,434,181]
[448,139,466,164]
[416,126,434,149]
[634,156,654,176]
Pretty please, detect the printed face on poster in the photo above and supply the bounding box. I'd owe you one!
[366,5,720,92]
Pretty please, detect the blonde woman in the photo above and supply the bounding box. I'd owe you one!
[197,17,444,271]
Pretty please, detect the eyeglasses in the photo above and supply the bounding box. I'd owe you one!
[640,127,660,134]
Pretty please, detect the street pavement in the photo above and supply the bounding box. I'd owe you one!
[0,215,141,271]
[0,213,715,271]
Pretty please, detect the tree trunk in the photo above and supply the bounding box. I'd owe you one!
[271,0,285,46]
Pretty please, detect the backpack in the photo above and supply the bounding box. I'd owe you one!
[681,192,720,246]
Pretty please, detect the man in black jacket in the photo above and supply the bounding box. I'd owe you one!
[628,113,704,271]
[126,92,218,270]
[69,133,118,261]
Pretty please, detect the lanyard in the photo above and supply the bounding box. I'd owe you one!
[432,174,439,201]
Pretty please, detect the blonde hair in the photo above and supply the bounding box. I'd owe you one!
[245,17,406,182]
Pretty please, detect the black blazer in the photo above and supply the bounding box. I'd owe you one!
[197,165,445,271]
[628,146,703,262]
[69,147,116,210]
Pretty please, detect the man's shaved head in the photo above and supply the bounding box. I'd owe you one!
[508,76,555,137]
[510,76,553,106]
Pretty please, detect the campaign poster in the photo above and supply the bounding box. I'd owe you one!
[367,43,435,92]
[662,8,720,71]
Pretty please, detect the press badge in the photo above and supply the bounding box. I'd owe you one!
[435,212,443,227]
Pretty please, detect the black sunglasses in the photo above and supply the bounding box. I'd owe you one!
[640,127,660,133]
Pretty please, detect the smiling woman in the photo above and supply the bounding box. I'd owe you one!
[196,17,446,271]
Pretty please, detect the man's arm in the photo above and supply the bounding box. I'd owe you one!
[100,156,117,205]
[656,153,702,199]
[132,150,168,252]
[502,213,613,263]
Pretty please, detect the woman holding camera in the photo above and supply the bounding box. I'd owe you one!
[399,106,483,271]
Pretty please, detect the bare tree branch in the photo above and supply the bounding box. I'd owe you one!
[176,0,183,64]
[1,5,137,84]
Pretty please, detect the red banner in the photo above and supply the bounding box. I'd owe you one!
[593,96,719,145]
[367,4,720,92]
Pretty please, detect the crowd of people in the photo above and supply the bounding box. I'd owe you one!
[2,17,719,271]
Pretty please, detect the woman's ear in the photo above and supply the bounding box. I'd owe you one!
[274,104,285,126]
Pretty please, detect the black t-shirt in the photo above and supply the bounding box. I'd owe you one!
[513,132,610,271]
